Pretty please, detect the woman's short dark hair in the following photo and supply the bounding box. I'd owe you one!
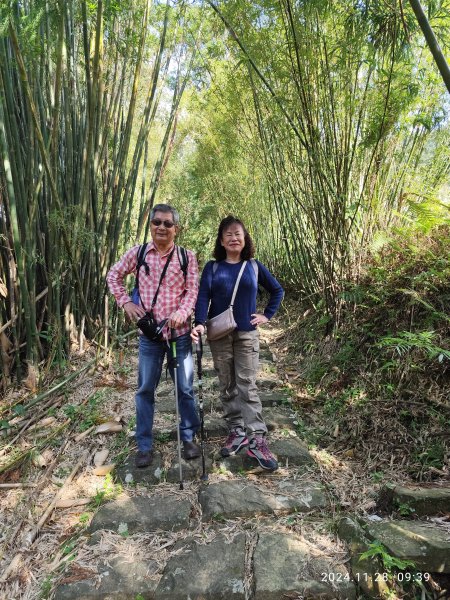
[213,216,255,261]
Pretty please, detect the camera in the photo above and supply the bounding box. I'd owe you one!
[137,312,167,341]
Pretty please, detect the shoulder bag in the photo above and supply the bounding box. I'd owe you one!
[206,261,247,341]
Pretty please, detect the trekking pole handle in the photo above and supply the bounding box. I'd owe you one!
[194,334,203,357]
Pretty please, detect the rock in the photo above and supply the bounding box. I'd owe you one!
[337,517,390,599]
[379,484,450,517]
[264,408,297,432]
[116,452,165,485]
[253,531,356,599]
[259,390,292,407]
[256,374,278,389]
[88,493,191,534]
[364,519,450,573]
[155,533,246,599]
[54,556,158,599]
[166,452,213,483]
[203,414,229,438]
[199,479,328,521]
[269,437,315,467]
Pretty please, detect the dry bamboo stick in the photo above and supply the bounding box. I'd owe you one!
[0,358,96,420]
[24,448,90,547]
[0,483,37,489]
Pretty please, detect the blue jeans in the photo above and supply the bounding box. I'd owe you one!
[135,332,200,452]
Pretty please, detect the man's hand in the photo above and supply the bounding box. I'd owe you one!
[123,301,146,322]
[250,313,269,327]
[191,324,205,343]
[168,310,184,329]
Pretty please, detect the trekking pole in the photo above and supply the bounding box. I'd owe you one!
[194,335,208,481]
[170,329,184,490]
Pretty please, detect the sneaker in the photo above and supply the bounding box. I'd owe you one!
[247,437,278,471]
[220,428,249,457]
[135,450,153,468]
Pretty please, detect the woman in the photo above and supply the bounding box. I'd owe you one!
[191,216,284,471]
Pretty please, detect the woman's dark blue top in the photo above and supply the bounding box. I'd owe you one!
[195,260,284,332]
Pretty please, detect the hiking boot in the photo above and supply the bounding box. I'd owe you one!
[183,440,201,460]
[220,427,249,457]
[247,437,278,471]
[135,450,153,468]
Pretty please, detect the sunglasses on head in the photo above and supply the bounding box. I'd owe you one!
[151,219,175,228]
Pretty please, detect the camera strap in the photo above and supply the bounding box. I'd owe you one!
[138,246,175,313]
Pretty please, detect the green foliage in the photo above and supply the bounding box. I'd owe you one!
[377,330,450,361]
[394,500,416,517]
[62,390,104,431]
[413,440,446,470]
[39,575,53,599]
[90,474,122,508]
[359,541,416,572]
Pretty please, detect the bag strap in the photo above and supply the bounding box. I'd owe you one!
[151,246,175,309]
[212,258,258,280]
[229,261,247,307]
[138,246,175,312]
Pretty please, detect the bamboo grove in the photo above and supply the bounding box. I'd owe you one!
[163,0,450,322]
[1,0,450,386]
[0,0,198,386]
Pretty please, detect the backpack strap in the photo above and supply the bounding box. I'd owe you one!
[176,245,189,281]
[135,243,149,290]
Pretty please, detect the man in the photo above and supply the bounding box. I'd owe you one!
[107,204,201,468]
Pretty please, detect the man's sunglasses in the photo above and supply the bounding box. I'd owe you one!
[151,219,175,228]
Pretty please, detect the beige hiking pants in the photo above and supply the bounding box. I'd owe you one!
[209,329,268,435]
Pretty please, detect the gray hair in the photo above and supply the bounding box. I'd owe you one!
[150,203,180,225]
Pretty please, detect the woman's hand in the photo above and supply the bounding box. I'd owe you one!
[191,324,205,343]
[250,313,269,327]
[123,301,146,322]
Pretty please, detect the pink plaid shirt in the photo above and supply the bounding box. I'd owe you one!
[107,242,199,338]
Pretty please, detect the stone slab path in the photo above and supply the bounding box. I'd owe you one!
[54,341,450,600]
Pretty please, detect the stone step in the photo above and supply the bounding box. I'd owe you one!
[155,533,247,599]
[364,518,450,573]
[379,483,450,517]
[156,531,356,600]
[54,555,158,599]
[88,493,191,535]
[152,407,297,442]
[117,432,313,486]
[199,479,329,521]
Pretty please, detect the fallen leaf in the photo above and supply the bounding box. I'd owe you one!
[29,416,57,431]
[93,463,116,476]
[95,422,122,434]
[32,453,47,469]
[55,497,91,508]
[93,449,109,466]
